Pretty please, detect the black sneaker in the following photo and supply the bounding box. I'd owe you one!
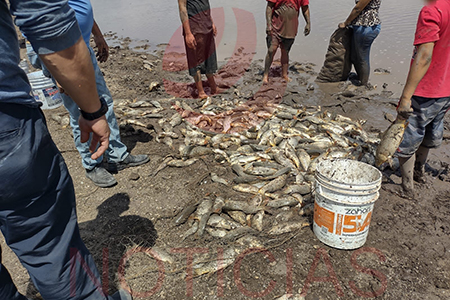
[85,166,117,188]
[105,154,150,172]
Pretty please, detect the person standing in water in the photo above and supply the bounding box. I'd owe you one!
[396,0,450,198]
[178,0,218,99]
[263,0,311,84]
[339,0,382,86]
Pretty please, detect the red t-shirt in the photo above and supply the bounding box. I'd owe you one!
[267,0,309,38]
[268,0,309,11]
[413,0,450,98]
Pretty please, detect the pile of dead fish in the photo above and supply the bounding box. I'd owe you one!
[153,103,381,241]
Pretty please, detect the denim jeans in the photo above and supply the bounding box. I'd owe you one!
[0,104,109,300]
[61,46,128,170]
[27,44,129,170]
[351,24,381,85]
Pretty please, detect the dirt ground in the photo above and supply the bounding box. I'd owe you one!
[3,37,450,300]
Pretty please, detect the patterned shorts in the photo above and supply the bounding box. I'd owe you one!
[397,96,450,158]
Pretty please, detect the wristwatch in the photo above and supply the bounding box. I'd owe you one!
[79,98,108,120]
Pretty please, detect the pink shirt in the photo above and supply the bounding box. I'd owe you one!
[413,0,450,98]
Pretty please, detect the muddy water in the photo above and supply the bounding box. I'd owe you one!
[92,0,424,95]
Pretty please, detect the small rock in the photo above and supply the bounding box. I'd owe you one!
[374,68,391,75]
[149,81,160,92]
[384,112,396,123]
[306,83,315,91]
[129,172,140,181]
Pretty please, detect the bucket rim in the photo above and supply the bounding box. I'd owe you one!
[315,159,382,188]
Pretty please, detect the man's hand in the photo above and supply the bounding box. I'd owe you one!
[338,22,347,29]
[78,115,110,160]
[94,35,109,63]
[397,97,414,120]
[185,33,197,49]
[304,23,311,36]
[212,23,217,37]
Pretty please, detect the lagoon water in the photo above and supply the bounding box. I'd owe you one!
[91,0,425,95]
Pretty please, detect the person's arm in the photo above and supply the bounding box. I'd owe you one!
[339,0,372,28]
[11,0,110,159]
[40,38,110,158]
[178,0,196,49]
[397,42,435,119]
[92,20,109,63]
[302,5,311,36]
[266,2,275,35]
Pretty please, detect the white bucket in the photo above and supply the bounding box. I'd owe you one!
[27,71,63,110]
[313,159,382,250]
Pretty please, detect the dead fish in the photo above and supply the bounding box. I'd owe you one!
[61,115,70,127]
[223,227,259,242]
[174,201,200,226]
[235,235,264,248]
[120,119,149,129]
[197,199,214,237]
[232,184,259,194]
[376,118,408,166]
[151,156,173,177]
[167,158,198,167]
[206,227,228,238]
[169,113,182,127]
[252,211,264,232]
[211,173,230,186]
[150,247,175,264]
[163,136,174,149]
[267,196,299,208]
[273,150,297,171]
[283,184,311,195]
[227,210,247,226]
[212,197,225,213]
[158,132,179,139]
[244,166,277,177]
[193,247,237,276]
[299,203,314,216]
[264,167,292,180]
[268,221,310,235]
[233,174,262,184]
[223,200,263,214]
[260,174,288,194]
[307,152,328,173]
[207,214,240,230]
[189,146,213,157]
[290,193,304,205]
[181,221,199,241]
[285,144,301,169]
[295,173,305,184]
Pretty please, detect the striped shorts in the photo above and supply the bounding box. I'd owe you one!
[397,96,450,158]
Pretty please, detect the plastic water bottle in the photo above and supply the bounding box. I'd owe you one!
[19,59,30,74]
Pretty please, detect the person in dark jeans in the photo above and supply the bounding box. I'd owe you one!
[0,0,131,299]
[339,0,381,86]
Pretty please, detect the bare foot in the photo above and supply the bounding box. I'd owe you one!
[262,75,269,84]
[198,92,208,99]
[210,86,218,95]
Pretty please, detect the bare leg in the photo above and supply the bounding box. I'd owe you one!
[399,155,415,198]
[194,70,208,99]
[414,145,430,183]
[263,43,277,83]
[206,74,217,95]
[281,48,290,82]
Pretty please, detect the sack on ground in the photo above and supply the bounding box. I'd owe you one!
[316,28,352,83]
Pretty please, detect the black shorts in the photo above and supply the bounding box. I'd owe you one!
[266,32,295,52]
[185,31,218,77]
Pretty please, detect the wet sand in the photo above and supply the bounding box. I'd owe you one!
[91,0,423,95]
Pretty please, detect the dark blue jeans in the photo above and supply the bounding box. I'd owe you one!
[351,24,381,85]
[0,104,108,300]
